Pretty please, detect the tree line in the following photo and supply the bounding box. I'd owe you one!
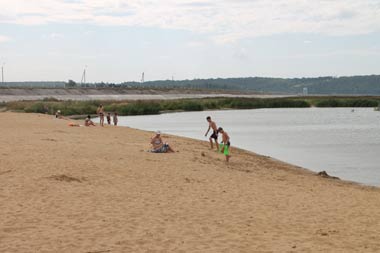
[1,75,380,95]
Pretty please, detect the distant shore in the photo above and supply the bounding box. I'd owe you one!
[1,95,379,117]
[0,111,379,252]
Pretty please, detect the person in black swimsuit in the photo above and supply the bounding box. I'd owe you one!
[205,116,219,151]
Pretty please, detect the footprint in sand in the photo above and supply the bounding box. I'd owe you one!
[47,174,84,183]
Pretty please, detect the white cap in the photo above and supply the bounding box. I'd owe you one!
[156,130,161,135]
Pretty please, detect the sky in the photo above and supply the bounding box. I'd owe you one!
[0,0,380,83]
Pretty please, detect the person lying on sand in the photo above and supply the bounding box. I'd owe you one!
[205,116,219,151]
[55,110,69,120]
[150,131,174,153]
[218,127,231,162]
[68,122,81,127]
[84,115,96,127]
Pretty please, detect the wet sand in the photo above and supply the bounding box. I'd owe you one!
[0,112,379,252]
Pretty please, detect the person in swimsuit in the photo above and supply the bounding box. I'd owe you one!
[205,116,219,151]
[218,127,231,162]
[97,104,105,127]
[106,113,111,125]
[84,115,96,126]
[150,131,175,153]
[113,112,118,126]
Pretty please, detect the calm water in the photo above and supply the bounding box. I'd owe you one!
[117,108,380,187]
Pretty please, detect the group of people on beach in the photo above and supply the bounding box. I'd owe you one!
[205,116,231,162]
[149,115,231,162]
[96,104,118,127]
[58,104,231,162]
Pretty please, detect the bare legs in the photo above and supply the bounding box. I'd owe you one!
[100,115,104,127]
[209,137,219,151]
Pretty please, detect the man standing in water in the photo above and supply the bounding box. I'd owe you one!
[97,104,105,127]
[205,116,219,151]
[218,127,231,162]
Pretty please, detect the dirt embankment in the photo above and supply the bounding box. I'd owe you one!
[0,88,283,102]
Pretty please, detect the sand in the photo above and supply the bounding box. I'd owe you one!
[0,112,379,253]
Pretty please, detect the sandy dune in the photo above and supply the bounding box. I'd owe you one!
[0,112,379,252]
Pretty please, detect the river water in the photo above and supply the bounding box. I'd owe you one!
[117,108,380,187]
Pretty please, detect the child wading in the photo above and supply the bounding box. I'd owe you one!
[218,127,231,162]
[106,113,111,125]
[205,116,219,151]
[113,112,118,126]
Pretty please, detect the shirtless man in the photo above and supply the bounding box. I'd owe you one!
[218,127,231,162]
[96,104,105,127]
[205,116,219,150]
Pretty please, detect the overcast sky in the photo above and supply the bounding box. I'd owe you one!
[0,0,380,83]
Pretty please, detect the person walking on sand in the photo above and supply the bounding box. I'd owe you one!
[205,116,219,151]
[218,127,231,162]
[113,112,118,126]
[97,104,105,127]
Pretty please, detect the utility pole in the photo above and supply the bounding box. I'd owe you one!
[81,66,87,87]
[141,72,145,83]
[1,63,4,84]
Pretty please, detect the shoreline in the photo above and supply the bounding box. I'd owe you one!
[112,108,380,189]
[131,125,379,190]
[1,112,380,252]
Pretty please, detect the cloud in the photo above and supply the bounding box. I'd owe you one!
[186,41,205,48]
[0,0,380,43]
[281,47,380,59]
[42,32,64,40]
[0,35,11,43]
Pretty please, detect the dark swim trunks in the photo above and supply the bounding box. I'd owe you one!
[210,131,218,140]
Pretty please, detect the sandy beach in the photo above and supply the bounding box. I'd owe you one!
[1,112,379,253]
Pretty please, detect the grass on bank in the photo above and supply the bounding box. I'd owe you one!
[4,96,380,116]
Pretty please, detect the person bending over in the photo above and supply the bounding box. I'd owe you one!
[150,131,174,153]
[205,116,219,151]
[218,127,231,162]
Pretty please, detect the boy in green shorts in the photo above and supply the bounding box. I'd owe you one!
[217,127,231,162]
